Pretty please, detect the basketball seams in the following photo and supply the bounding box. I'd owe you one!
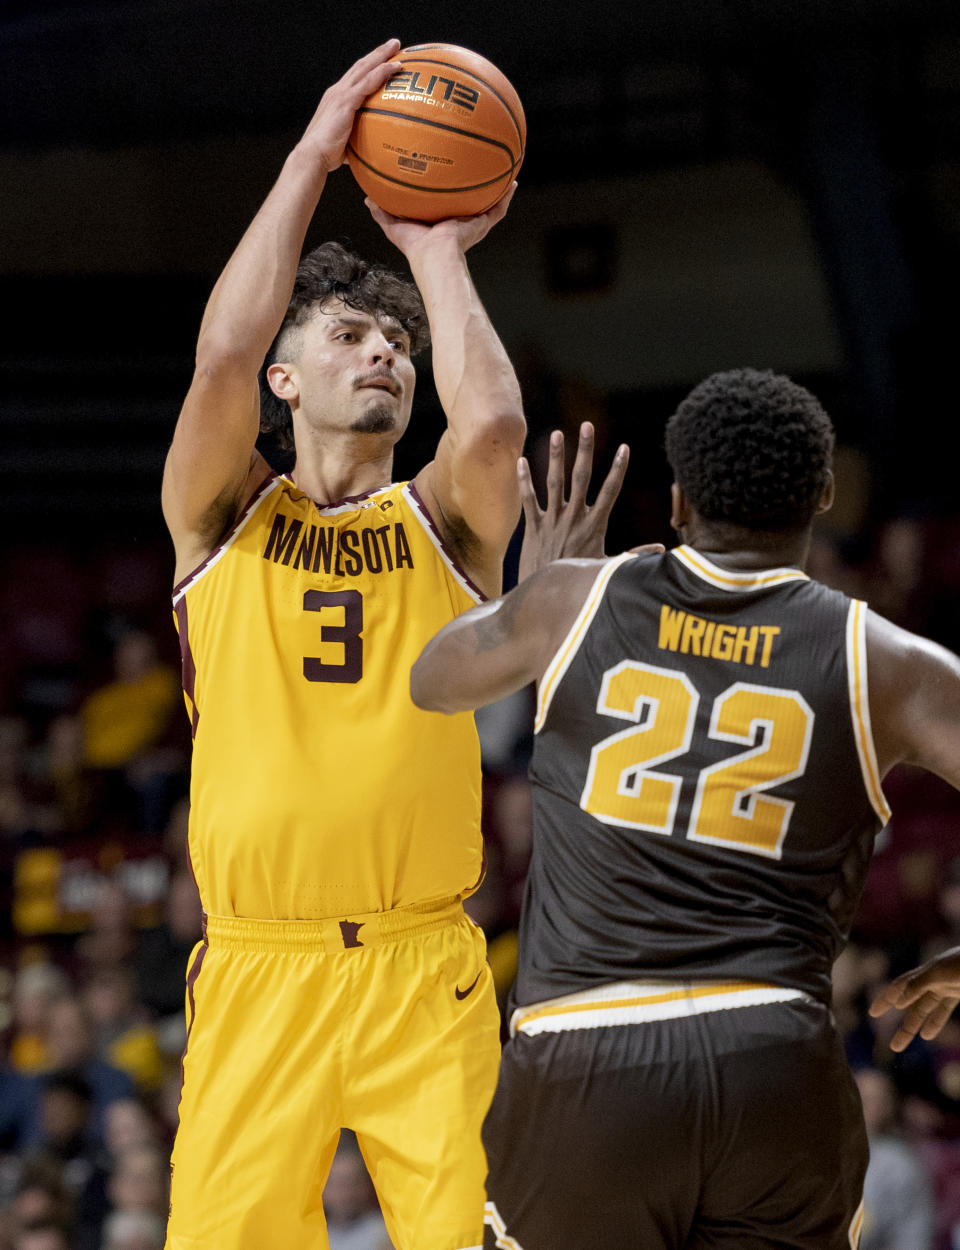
[392,54,525,148]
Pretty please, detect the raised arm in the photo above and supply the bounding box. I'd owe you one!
[411,559,606,714]
[366,196,526,600]
[162,40,402,583]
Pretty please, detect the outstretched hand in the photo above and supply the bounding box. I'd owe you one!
[868,946,960,1052]
[517,423,663,582]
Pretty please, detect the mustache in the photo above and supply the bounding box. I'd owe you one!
[353,369,400,398]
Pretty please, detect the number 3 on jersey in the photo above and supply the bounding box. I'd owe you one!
[303,590,363,683]
[581,660,814,859]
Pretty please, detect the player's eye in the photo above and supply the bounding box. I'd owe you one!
[336,332,355,342]
[390,339,409,353]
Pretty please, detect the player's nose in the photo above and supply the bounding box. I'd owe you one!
[367,331,396,365]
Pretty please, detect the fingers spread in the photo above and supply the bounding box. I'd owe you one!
[568,423,595,508]
[591,444,629,523]
[545,431,565,515]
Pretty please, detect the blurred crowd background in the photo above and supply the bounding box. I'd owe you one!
[4,1,960,1247]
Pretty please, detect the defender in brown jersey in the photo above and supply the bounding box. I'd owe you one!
[412,368,960,1250]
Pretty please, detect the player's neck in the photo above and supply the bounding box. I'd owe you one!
[683,522,812,571]
[289,442,396,508]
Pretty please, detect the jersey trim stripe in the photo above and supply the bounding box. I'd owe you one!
[846,599,891,825]
[672,545,809,591]
[172,473,281,606]
[484,1202,525,1250]
[173,596,199,738]
[177,936,208,1102]
[510,980,810,1036]
[535,554,633,733]
[402,482,485,604]
[848,1199,864,1249]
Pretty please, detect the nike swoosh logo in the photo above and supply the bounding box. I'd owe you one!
[455,970,483,1001]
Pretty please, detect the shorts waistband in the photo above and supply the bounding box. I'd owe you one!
[203,897,466,954]
[511,979,813,1037]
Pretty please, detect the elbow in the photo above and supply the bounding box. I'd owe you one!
[410,662,438,712]
[410,661,457,715]
[499,409,528,452]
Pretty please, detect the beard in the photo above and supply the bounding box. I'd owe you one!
[350,403,396,434]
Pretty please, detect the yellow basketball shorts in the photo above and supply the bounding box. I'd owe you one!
[165,898,501,1250]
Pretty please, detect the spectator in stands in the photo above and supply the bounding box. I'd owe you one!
[101,1103,158,1160]
[323,1134,389,1250]
[106,1147,167,1224]
[99,1210,165,1250]
[80,633,178,775]
[0,1057,37,1153]
[33,1072,101,1195]
[32,998,133,1145]
[134,870,202,1024]
[5,1160,72,1239]
[12,1223,69,1250]
[40,715,97,837]
[81,969,163,1094]
[869,517,930,634]
[855,1066,934,1250]
[8,965,70,1074]
[73,1101,161,1250]
[75,882,138,975]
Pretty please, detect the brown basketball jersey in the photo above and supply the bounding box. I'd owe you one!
[515,545,890,1006]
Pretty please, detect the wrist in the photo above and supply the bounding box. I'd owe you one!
[405,227,467,269]
[285,143,334,191]
[405,235,469,293]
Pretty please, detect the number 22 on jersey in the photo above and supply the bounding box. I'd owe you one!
[581,660,814,860]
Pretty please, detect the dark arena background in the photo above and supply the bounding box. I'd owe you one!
[2,2,960,1246]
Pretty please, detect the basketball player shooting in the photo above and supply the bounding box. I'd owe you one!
[411,368,960,1250]
[161,38,547,1250]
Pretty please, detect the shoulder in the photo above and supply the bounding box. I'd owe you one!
[866,607,960,683]
[170,450,275,587]
[527,556,626,604]
[865,607,960,774]
[521,556,637,660]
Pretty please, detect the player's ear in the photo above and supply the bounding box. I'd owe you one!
[815,471,835,516]
[266,361,299,404]
[669,483,689,531]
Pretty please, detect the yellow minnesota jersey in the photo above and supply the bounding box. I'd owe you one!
[172,474,484,920]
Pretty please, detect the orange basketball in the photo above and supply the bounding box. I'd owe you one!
[347,43,526,221]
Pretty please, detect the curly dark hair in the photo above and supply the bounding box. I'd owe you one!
[664,368,835,532]
[258,242,430,450]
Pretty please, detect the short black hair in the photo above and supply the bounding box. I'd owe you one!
[259,242,429,451]
[664,368,835,532]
